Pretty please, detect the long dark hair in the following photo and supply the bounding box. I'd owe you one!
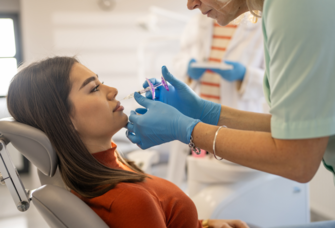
[7,56,146,198]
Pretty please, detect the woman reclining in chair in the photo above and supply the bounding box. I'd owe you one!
[7,56,249,228]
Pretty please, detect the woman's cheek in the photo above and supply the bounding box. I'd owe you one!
[83,99,105,114]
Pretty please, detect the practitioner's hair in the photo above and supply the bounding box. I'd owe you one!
[246,0,263,17]
[7,56,146,198]
[219,0,263,17]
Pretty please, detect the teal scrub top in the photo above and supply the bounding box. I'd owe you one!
[262,0,335,181]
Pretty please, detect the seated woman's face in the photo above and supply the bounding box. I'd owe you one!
[68,63,127,143]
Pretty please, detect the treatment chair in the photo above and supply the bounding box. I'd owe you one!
[0,117,109,228]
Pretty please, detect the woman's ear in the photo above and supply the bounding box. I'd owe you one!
[69,116,78,132]
[68,105,79,131]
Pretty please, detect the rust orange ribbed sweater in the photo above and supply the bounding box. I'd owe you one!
[72,143,203,228]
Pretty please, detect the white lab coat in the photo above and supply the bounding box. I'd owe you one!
[174,13,265,113]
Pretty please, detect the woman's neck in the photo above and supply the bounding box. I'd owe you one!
[81,137,113,154]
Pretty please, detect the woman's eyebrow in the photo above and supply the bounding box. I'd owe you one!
[80,75,97,90]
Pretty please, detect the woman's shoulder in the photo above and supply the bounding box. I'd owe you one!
[112,175,187,207]
[81,182,167,227]
[114,181,151,194]
[106,183,167,227]
[105,181,153,202]
[112,182,157,204]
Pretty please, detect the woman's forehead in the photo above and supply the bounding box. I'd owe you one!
[69,63,98,92]
[70,63,95,83]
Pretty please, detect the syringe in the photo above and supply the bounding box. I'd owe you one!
[123,77,169,100]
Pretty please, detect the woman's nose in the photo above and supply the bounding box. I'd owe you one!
[107,86,118,100]
[187,0,201,10]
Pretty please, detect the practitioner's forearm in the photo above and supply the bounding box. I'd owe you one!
[191,122,328,183]
[217,105,271,132]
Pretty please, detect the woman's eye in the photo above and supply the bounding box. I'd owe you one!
[91,84,100,92]
[91,82,104,93]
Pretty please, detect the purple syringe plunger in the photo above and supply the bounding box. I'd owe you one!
[123,76,169,100]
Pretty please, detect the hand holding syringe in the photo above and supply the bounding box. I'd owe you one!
[123,76,169,100]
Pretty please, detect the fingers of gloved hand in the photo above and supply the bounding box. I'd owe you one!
[187,60,207,80]
[135,108,147,115]
[126,130,141,144]
[145,90,153,99]
[224,60,246,81]
[142,78,161,89]
[133,92,153,108]
[161,66,185,89]
[224,60,246,74]
[128,110,140,124]
[145,87,162,100]
[126,122,135,133]
[188,58,197,68]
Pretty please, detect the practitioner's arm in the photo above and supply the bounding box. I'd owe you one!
[217,105,271,132]
[191,122,328,183]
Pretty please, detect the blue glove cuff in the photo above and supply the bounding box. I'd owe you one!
[183,119,201,144]
[200,101,222,125]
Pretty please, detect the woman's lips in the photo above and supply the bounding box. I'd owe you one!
[115,106,124,112]
[113,102,124,112]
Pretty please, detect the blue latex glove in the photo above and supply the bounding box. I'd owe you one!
[144,66,221,125]
[211,60,246,82]
[126,92,201,149]
[187,58,207,80]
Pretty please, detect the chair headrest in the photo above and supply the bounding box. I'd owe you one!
[0,117,58,177]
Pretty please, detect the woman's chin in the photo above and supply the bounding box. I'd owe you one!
[121,113,129,127]
[123,120,128,128]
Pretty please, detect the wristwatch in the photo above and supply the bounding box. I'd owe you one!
[202,219,209,228]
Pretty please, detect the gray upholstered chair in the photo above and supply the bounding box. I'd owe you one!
[0,117,108,228]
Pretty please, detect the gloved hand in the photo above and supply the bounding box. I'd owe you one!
[126,92,201,149]
[143,66,221,125]
[187,58,207,80]
[211,60,246,82]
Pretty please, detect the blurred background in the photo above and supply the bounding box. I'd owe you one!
[0,0,334,227]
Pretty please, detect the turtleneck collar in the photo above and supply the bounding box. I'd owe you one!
[92,142,132,171]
